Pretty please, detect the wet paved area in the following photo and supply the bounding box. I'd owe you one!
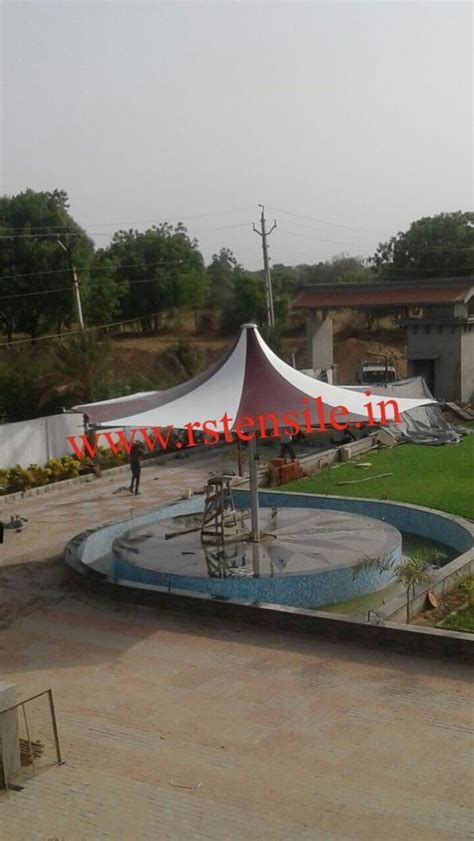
[0,449,473,840]
[0,447,238,569]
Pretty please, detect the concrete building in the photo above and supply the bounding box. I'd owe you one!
[295,278,474,403]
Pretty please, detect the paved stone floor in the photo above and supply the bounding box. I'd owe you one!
[0,451,473,840]
[0,446,238,569]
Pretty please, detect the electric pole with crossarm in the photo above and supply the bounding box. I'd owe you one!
[57,238,85,330]
[253,205,277,327]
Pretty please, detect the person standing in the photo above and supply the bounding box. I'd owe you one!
[279,428,296,463]
[129,440,144,494]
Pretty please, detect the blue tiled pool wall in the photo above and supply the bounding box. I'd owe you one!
[72,488,472,610]
[110,543,401,609]
[232,491,473,554]
[79,496,205,565]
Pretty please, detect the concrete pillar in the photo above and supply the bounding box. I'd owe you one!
[306,311,334,372]
[0,682,21,787]
[461,327,474,403]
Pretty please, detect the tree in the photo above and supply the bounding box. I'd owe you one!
[220,270,266,334]
[105,223,207,330]
[259,323,286,357]
[0,351,51,421]
[155,338,208,386]
[268,263,301,298]
[0,189,95,341]
[296,254,372,286]
[397,556,430,623]
[206,248,238,310]
[371,212,474,281]
[0,189,124,341]
[83,250,126,327]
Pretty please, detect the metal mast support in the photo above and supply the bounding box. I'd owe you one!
[253,205,276,327]
[248,435,260,541]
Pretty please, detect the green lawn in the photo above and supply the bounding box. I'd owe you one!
[439,606,474,633]
[283,428,474,520]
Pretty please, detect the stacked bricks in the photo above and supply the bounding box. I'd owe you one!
[271,459,304,485]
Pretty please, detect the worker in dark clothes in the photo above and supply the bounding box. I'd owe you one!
[129,441,144,494]
[279,429,296,462]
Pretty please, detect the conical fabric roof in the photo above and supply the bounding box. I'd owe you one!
[74,323,433,430]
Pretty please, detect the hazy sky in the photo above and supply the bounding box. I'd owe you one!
[1,1,472,269]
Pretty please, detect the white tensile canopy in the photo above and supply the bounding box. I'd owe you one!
[74,323,434,539]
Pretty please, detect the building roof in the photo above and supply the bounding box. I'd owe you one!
[294,278,474,309]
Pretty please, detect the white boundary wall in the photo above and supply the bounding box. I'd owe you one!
[0,413,85,469]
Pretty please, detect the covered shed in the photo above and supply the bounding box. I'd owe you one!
[294,277,474,402]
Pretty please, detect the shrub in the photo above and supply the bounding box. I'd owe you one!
[96,445,127,470]
[7,465,34,493]
[46,459,66,483]
[155,339,207,384]
[27,464,52,487]
[59,456,81,479]
[0,440,143,496]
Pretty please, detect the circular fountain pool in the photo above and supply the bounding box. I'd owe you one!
[98,507,402,608]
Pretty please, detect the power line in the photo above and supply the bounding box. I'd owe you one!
[0,312,167,348]
[283,229,378,249]
[0,206,256,232]
[270,207,474,252]
[268,206,390,236]
[0,257,195,281]
[0,272,200,303]
[283,219,381,242]
[283,220,381,246]
[0,221,253,240]
[281,227,474,258]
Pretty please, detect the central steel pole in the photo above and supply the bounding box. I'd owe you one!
[248,435,260,541]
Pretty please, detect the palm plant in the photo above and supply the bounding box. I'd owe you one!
[397,556,430,623]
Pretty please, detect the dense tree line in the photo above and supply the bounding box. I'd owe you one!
[0,190,207,342]
[1,189,471,344]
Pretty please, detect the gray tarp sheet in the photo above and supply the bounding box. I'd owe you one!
[347,377,464,445]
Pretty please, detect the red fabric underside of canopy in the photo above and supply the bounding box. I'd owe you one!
[236,329,367,427]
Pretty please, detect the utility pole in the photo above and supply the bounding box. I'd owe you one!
[253,204,276,327]
[57,239,85,330]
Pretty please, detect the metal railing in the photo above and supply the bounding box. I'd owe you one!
[0,689,62,791]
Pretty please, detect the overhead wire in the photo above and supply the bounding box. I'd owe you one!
[283,229,379,249]
[0,257,197,281]
[0,312,168,349]
[0,206,256,232]
[0,273,201,302]
[0,220,253,239]
[280,228,474,265]
[267,206,390,236]
[270,207,474,252]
